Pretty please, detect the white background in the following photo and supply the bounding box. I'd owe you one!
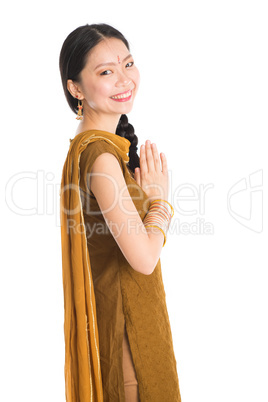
[1,1,267,401]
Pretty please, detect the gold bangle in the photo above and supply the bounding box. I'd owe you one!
[149,199,174,218]
[144,224,167,247]
[148,206,172,220]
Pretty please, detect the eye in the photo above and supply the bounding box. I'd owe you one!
[100,70,112,76]
[126,61,134,68]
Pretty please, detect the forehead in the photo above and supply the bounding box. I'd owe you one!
[86,38,129,67]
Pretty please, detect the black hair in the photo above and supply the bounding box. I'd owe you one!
[59,23,140,173]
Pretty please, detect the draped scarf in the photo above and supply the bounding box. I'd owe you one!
[60,130,131,402]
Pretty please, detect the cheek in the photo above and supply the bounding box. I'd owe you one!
[81,77,113,100]
[96,80,114,96]
[132,68,140,90]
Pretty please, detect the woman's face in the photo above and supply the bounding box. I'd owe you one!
[75,38,140,117]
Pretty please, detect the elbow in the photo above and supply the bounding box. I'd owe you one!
[124,239,160,276]
[133,254,157,276]
[143,259,156,275]
[143,267,155,276]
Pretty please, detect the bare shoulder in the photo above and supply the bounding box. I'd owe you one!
[90,152,125,195]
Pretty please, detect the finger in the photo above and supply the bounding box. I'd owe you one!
[139,144,148,174]
[151,143,161,172]
[160,152,168,174]
[134,167,141,186]
[145,140,155,173]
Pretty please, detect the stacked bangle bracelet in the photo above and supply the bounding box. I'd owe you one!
[143,199,174,246]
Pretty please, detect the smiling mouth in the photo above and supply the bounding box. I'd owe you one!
[111,90,132,101]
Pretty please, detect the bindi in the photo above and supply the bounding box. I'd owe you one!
[117,55,121,64]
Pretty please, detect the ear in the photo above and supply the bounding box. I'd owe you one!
[67,79,84,100]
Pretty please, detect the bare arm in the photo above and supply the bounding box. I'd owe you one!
[90,140,169,275]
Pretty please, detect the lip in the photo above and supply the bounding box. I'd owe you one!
[110,89,133,102]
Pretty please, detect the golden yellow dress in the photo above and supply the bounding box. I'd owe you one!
[60,130,181,402]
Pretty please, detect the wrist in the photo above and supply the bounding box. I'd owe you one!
[143,199,174,247]
[148,199,174,218]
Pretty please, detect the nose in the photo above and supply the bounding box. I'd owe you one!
[115,69,132,87]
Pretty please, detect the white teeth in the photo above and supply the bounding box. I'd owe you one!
[111,90,132,99]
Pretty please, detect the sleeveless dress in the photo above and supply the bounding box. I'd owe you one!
[78,133,181,402]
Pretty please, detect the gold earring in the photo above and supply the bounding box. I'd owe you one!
[76,99,83,120]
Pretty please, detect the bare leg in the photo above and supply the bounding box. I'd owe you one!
[122,324,140,402]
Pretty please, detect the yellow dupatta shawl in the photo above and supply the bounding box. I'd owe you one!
[60,130,131,402]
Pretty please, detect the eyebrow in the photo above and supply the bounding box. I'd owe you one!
[94,54,132,70]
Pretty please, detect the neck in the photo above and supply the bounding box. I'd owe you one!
[76,108,121,135]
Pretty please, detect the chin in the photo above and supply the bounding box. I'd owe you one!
[118,100,135,114]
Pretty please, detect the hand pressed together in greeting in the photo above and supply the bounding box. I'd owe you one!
[134,140,169,203]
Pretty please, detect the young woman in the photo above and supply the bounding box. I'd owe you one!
[59,24,181,402]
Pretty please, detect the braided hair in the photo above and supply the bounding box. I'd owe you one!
[116,114,140,174]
